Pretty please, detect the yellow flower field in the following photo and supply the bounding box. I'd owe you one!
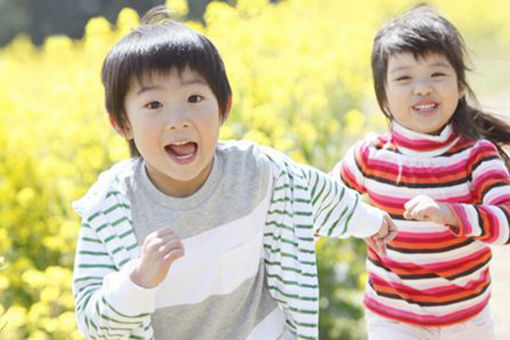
[0,0,508,338]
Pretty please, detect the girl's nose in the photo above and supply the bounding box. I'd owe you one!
[414,80,433,96]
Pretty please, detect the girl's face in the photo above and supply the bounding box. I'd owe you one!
[384,52,463,135]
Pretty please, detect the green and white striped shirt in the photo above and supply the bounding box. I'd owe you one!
[72,141,383,339]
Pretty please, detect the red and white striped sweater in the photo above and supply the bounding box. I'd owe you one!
[332,122,510,326]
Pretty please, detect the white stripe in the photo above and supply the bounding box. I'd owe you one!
[246,307,286,340]
[153,181,272,309]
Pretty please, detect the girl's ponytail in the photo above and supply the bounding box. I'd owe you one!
[452,98,510,168]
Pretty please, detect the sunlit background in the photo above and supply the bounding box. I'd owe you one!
[0,0,509,338]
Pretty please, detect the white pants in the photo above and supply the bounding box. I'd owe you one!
[365,305,498,340]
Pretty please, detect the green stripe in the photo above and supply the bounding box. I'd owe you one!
[267,284,318,301]
[73,276,103,284]
[112,216,130,227]
[78,250,109,256]
[126,242,138,251]
[78,264,116,269]
[102,296,151,318]
[266,273,318,289]
[104,203,130,215]
[82,237,102,244]
[87,211,102,223]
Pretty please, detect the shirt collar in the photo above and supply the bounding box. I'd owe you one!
[391,121,459,157]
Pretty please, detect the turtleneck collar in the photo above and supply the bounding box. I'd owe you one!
[391,121,459,157]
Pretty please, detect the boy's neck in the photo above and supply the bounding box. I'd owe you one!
[144,159,215,198]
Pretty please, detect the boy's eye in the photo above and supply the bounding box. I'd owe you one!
[188,95,203,103]
[145,101,162,109]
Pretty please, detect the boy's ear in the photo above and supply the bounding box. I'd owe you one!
[220,95,233,125]
[109,113,133,140]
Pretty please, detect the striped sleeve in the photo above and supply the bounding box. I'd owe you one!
[73,221,155,338]
[303,164,383,238]
[330,139,371,194]
[447,140,510,244]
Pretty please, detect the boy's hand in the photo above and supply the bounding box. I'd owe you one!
[365,214,398,256]
[403,195,458,227]
[130,227,184,289]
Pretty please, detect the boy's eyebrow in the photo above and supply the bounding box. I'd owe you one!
[180,77,208,86]
[135,78,207,95]
[136,85,162,95]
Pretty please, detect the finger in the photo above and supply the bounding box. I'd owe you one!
[404,197,420,211]
[365,237,381,254]
[383,216,398,241]
[158,239,184,256]
[154,227,177,238]
[376,239,387,257]
[163,248,185,266]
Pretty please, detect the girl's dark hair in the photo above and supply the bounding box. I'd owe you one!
[371,4,510,166]
[101,5,232,157]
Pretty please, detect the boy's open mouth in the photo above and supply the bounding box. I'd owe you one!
[164,141,198,163]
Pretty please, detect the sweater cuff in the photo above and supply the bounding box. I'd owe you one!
[103,259,157,316]
[349,200,385,238]
[445,203,471,237]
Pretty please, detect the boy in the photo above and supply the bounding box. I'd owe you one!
[72,5,396,339]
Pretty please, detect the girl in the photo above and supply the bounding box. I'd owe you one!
[331,5,510,340]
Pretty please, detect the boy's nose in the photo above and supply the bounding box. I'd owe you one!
[166,119,191,130]
[165,109,192,130]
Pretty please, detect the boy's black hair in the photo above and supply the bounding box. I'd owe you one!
[371,4,510,166]
[101,5,232,157]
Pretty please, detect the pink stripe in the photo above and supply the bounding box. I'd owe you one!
[489,194,510,205]
[392,130,457,152]
[396,230,457,242]
[377,246,489,272]
[341,164,363,191]
[422,248,490,272]
[480,206,500,243]
[370,269,489,296]
[451,204,472,235]
[365,294,489,326]
[473,170,509,188]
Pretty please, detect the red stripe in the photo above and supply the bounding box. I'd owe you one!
[364,294,489,326]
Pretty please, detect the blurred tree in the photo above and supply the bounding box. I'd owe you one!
[0,0,238,46]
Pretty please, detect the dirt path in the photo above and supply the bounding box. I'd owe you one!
[489,247,510,338]
[482,90,510,339]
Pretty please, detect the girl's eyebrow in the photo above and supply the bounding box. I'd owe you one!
[389,61,452,74]
[429,61,452,68]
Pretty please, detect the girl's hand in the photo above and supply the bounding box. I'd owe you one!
[403,195,458,227]
[130,227,185,289]
[366,214,398,256]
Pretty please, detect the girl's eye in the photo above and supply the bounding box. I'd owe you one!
[145,101,162,109]
[395,76,411,82]
[188,95,203,103]
[432,72,446,78]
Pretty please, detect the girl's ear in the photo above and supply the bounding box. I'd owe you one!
[109,114,133,140]
[220,95,233,125]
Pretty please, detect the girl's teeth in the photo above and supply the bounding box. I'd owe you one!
[414,104,436,111]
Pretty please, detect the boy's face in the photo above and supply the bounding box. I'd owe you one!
[120,67,225,197]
